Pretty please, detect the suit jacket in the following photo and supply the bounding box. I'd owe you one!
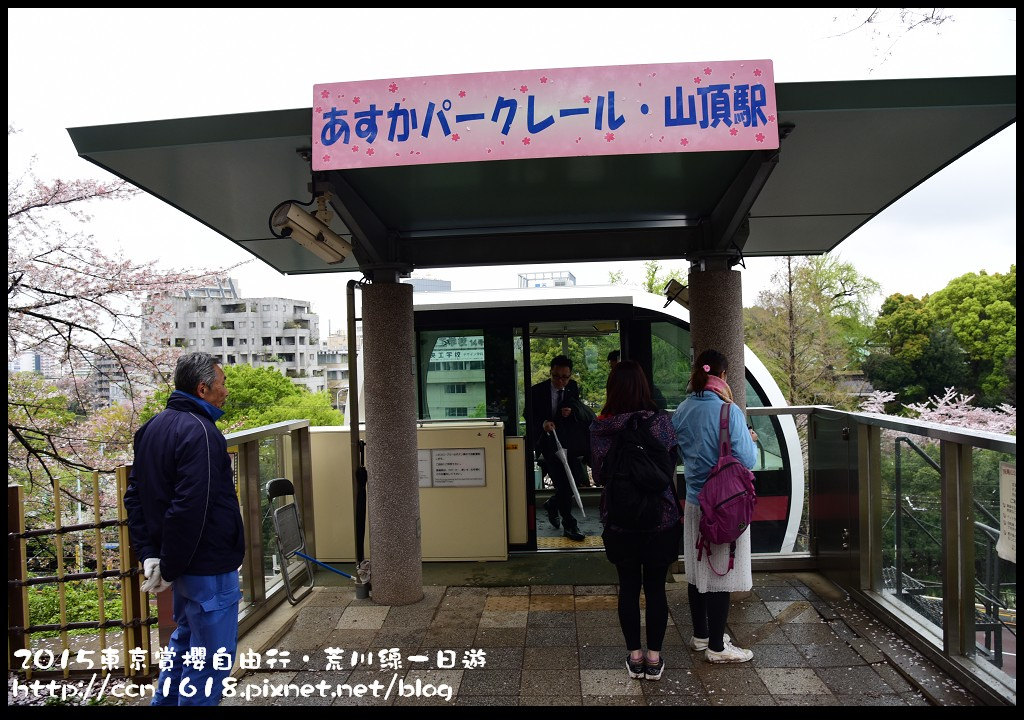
[528,379,589,458]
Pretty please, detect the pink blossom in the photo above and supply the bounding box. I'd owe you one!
[352,146,359,152]
[388,82,398,93]
[353,96,360,104]
[522,137,531,145]
[861,388,1016,436]
[520,85,528,93]
[458,90,466,98]
[730,128,738,136]
[322,154,331,163]
[583,95,591,104]
[693,77,701,84]
[366,148,374,156]
[755,133,765,143]
[320,89,329,99]
[680,138,689,146]
[754,68,762,77]
[703,66,712,75]
[540,76,548,83]
[451,133,460,142]
[604,133,615,142]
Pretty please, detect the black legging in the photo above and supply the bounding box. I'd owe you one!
[615,560,671,652]
[688,583,731,652]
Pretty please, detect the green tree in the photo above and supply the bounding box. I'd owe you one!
[862,293,970,405]
[140,363,345,431]
[744,256,879,407]
[242,392,344,428]
[609,260,686,295]
[927,266,1016,406]
[219,364,342,430]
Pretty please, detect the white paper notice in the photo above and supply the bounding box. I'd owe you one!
[996,462,1015,563]
[431,448,486,487]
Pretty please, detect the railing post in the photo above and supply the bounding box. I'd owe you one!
[238,439,265,607]
[117,467,150,675]
[940,439,975,658]
[859,423,882,593]
[8,484,29,672]
[292,426,315,559]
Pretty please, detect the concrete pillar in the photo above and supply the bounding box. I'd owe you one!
[360,281,423,605]
[687,262,747,412]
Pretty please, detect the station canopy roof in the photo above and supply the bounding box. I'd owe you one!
[68,74,1015,278]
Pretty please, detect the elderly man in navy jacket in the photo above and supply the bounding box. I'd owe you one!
[124,352,244,706]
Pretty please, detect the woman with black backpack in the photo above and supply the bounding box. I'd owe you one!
[590,360,681,682]
[672,349,759,663]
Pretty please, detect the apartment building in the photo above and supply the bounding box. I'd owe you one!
[146,278,325,393]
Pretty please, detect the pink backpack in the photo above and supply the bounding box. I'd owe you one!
[696,402,757,575]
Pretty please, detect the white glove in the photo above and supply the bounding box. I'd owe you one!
[140,558,172,593]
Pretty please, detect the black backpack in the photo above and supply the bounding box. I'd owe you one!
[601,413,676,531]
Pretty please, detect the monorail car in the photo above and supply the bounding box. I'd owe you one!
[411,284,804,555]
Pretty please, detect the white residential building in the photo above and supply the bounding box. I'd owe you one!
[146,278,325,393]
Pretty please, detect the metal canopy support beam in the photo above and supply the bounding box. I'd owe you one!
[703,148,781,262]
[324,170,392,270]
[397,224,705,268]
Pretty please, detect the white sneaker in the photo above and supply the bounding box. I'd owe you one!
[705,641,753,663]
[689,633,730,651]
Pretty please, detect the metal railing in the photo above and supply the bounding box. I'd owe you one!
[9,407,1014,705]
[7,472,156,679]
[6,420,313,679]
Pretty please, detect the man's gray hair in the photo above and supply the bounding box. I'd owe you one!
[174,352,220,394]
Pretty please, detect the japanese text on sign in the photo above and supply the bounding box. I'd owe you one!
[417,448,486,487]
[313,60,777,170]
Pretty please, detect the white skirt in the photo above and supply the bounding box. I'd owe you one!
[683,501,752,593]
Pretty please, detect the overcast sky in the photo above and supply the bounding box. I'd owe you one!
[7,8,1016,334]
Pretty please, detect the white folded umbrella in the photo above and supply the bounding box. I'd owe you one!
[550,429,585,517]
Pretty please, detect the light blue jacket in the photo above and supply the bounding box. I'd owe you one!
[672,392,757,505]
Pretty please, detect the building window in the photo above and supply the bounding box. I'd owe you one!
[445,407,468,417]
[212,338,223,347]
[189,339,196,346]
[197,305,207,312]
[262,304,270,311]
[444,384,467,394]
[188,322,196,329]
[263,321,270,328]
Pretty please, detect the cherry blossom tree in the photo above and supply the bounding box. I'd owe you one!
[903,388,1016,436]
[8,134,232,484]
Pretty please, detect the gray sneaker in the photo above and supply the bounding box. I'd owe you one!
[625,654,645,679]
[644,656,665,680]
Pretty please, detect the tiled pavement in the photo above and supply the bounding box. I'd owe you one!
[219,572,986,707]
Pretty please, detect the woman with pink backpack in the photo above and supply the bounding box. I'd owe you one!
[672,349,759,663]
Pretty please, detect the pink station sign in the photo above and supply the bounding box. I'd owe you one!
[312,60,777,171]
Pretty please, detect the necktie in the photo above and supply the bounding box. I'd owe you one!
[556,388,564,413]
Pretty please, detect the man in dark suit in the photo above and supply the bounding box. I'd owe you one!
[529,355,587,541]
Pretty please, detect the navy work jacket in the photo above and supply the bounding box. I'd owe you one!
[123,392,245,582]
